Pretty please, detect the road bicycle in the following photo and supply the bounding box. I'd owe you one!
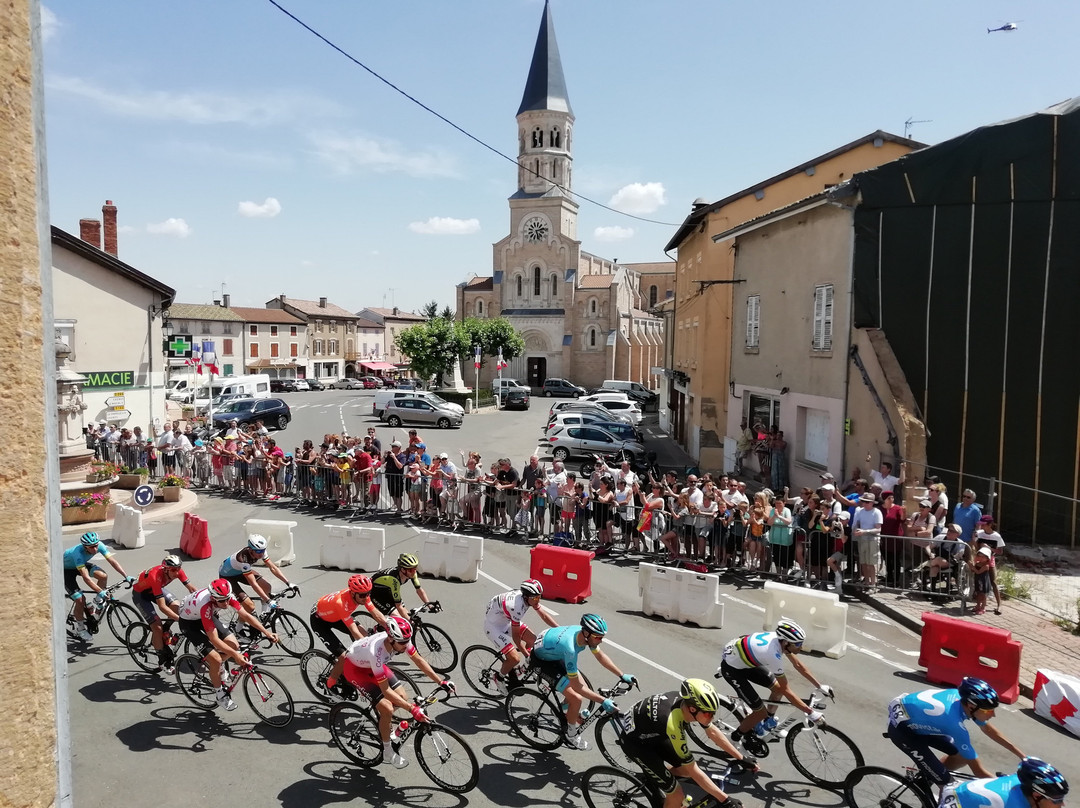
[298,627,422,705]
[173,640,295,727]
[66,579,141,646]
[328,682,479,793]
[233,585,313,657]
[581,757,746,808]
[506,675,636,752]
[350,600,458,674]
[124,617,195,672]
[683,687,862,789]
[460,643,593,700]
[844,754,989,808]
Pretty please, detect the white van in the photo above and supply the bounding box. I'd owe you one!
[192,374,272,412]
[373,389,465,418]
[492,378,530,395]
[601,379,658,407]
[166,377,210,402]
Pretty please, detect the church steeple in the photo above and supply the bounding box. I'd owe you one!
[517,0,572,116]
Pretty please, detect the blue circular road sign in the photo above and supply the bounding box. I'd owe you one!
[133,485,155,507]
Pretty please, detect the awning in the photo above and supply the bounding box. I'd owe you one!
[247,359,300,369]
[360,361,396,372]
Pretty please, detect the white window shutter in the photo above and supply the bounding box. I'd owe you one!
[812,285,834,351]
[822,284,833,351]
[746,295,760,347]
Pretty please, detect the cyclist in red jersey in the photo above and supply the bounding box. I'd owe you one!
[310,575,388,692]
[132,555,198,669]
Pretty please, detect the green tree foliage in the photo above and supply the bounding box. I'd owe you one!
[395,318,467,386]
[462,317,525,363]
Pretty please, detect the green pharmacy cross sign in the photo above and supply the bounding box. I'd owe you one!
[164,334,193,359]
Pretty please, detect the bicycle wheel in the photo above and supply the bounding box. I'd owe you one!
[414,722,480,793]
[242,668,295,727]
[300,649,337,703]
[595,713,637,774]
[506,687,566,750]
[328,702,382,767]
[349,610,381,635]
[581,765,656,808]
[106,601,143,645]
[270,609,314,657]
[124,622,160,673]
[461,644,502,698]
[685,694,742,755]
[174,654,217,709]
[413,622,458,674]
[844,765,933,808]
[785,723,865,789]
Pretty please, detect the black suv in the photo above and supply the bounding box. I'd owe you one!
[305,378,326,391]
[211,398,292,431]
[270,379,298,393]
[502,388,531,410]
[542,378,586,398]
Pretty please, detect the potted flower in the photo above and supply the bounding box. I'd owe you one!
[115,465,150,489]
[157,473,190,502]
[86,460,120,483]
[60,491,111,525]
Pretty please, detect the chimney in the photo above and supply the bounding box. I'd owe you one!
[319,296,327,308]
[79,218,101,249]
[222,293,231,308]
[279,293,286,303]
[392,306,399,316]
[102,199,118,256]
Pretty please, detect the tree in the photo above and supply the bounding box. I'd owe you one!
[395,317,467,386]
[461,317,525,364]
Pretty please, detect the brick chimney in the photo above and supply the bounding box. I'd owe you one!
[79,218,101,249]
[319,296,327,308]
[102,199,118,256]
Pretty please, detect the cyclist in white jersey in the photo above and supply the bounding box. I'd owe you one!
[483,579,559,693]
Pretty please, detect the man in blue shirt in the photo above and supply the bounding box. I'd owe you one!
[952,489,983,543]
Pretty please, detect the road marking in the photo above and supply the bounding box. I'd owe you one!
[847,642,917,673]
[719,592,766,613]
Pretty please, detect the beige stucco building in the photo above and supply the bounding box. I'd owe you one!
[664,132,921,471]
[167,299,245,379]
[266,294,361,381]
[356,306,426,372]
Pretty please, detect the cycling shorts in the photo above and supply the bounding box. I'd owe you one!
[134,588,176,623]
[622,739,679,795]
[310,610,354,658]
[720,659,775,711]
[178,615,232,653]
[227,573,270,600]
[341,658,404,705]
[64,564,101,598]
[887,720,956,787]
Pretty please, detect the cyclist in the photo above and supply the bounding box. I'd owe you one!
[943,757,1068,808]
[718,619,834,746]
[370,553,434,621]
[620,678,757,808]
[63,531,134,642]
[312,574,389,694]
[218,534,295,613]
[887,677,1026,790]
[341,615,456,769]
[531,613,637,750]
[483,578,559,694]
[177,578,279,711]
[131,554,198,670]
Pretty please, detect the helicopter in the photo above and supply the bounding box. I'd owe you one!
[987,22,1020,33]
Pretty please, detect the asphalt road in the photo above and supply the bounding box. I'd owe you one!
[68,394,1078,807]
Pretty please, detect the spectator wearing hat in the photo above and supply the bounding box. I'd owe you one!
[384,440,406,514]
[974,515,1005,614]
[851,492,883,589]
[735,420,755,475]
[971,541,994,615]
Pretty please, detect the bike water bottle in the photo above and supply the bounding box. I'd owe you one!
[390,719,408,744]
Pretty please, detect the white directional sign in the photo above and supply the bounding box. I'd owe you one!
[105,395,126,407]
[132,485,155,507]
[105,410,130,422]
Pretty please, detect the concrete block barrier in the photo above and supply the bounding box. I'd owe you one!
[418,532,483,582]
[245,518,296,566]
[320,525,385,571]
[763,581,848,658]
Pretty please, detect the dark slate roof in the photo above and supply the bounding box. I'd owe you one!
[517,1,573,116]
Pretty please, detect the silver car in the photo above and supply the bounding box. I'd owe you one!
[381,397,463,429]
[541,424,645,462]
[548,400,633,424]
[332,377,364,390]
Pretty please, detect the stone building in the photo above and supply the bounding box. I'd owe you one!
[265,294,360,381]
[455,1,668,391]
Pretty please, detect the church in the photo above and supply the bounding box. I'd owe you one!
[456,1,671,391]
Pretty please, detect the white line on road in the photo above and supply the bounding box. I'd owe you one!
[720,592,766,613]
[847,642,917,673]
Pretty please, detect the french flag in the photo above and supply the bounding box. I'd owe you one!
[474,345,481,369]
[186,342,202,372]
[201,340,221,375]
[496,348,507,371]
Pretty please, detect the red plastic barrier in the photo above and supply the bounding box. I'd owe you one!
[918,611,1022,704]
[529,545,593,604]
[179,513,195,556]
[186,516,212,560]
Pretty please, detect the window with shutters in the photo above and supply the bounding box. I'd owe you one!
[745,295,760,349]
[270,343,279,358]
[270,325,278,336]
[812,284,834,352]
[222,339,233,356]
[290,343,298,357]
[250,343,259,358]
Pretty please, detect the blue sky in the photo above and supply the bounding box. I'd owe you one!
[42,1,1080,313]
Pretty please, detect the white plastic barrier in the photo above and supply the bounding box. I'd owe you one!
[762,580,847,658]
[418,532,483,582]
[320,525,385,572]
[1034,668,1080,738]
[245,518,297,566]
[638,563,724,628]
[111,504,145,549]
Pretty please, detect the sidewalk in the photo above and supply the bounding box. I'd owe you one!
[60,488,199,534]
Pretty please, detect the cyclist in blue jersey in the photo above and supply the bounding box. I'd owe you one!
[942,757,1067,808]
[531,613,637,750]
[887,677,1026,790]
[63,531,135,642]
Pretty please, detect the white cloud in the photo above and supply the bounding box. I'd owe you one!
[408,217,480,235]
[310,132,459,178]
[146,218,191,238]
[40,6,59,41]
[608,182,667,215]
[117,224,136,234]
[238,197,282,218]
[46,76,342,126]
[593,225,635,242]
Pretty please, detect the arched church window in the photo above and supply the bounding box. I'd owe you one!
[551,274,558,299]
[649,285,658,308]
[516,275,523,297]
[477,300,484,316]
[533,127,543,148]
[552,128,560,148]
[589,328,597,348]
[533,266,541,297]
[589,298,597,316]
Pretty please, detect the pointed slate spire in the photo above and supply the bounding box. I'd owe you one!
[517,1,573,117]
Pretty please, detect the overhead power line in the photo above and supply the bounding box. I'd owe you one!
[264,0,682,227]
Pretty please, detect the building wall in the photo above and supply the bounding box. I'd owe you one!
[166,318,242,377]
[245,321,309,378]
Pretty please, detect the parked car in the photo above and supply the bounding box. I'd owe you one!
[493,378,530,396]
[548,400,633,424]
[293,379,310,391]
[545,412,642,443]
[373,390,465,418]
[397,379,421,390]
[593,398,643,424]
[333,377,364,390]
[381,397,463,429]
[306,378,326,391]
[542,378,586,398]
[600,379,659,408]
[580,391,631,404]
[541,425,645,463]
[502,389,531,410]
[270,379,299,393]
[357,376,380,389]
[210,397,292,431]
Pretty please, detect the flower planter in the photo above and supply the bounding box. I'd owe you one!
[61,502,108,525]
[86,473,111,484]
[160,486,182,502]
[115,473,149,490]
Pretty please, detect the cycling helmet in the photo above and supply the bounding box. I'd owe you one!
[80,531,100,547]
[580,613,608,636]
[680,678,722,713]
[776,619,806,646]
[397,552,420,570]
[194,439,205,447]
[958,677,1000,711]
[520,579,544,599]
[348,574,373,595]
[1018,758,1069,800]
[247,534,268,553]
[162,554,182,568]
[209,579,232,601]
[385,615,413,643]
